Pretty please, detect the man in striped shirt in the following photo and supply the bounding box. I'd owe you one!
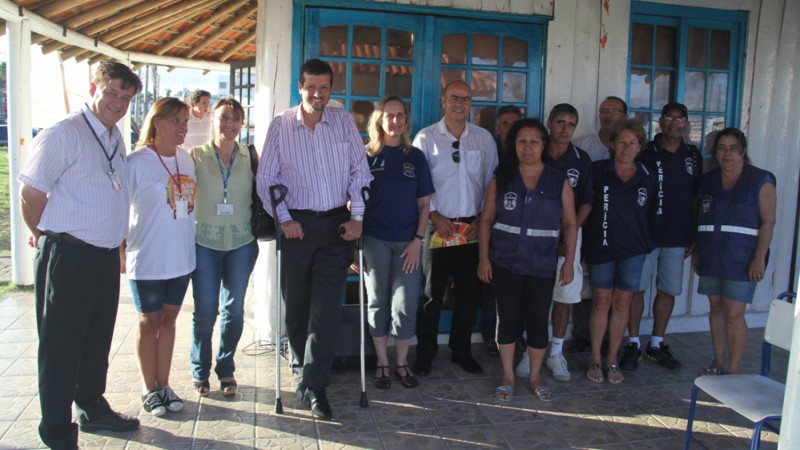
[258,59,372,421]
[19,61,142,450]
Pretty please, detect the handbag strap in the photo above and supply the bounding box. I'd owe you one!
[247,144,259,176]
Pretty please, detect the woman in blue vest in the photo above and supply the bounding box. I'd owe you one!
[585,120,654,384]
[478,119,577,402]
[363,95,434,389]
[694,127,776,375]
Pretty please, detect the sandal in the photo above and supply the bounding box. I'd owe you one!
[607,364,624,384]
[374,365,391,389]
[494,385,513,402]
[533,385,554,402]
[699,367,722,376]
[395,365,418,388]
[193,380,210,397]
[221,379,238,396]
[586,362,604,383]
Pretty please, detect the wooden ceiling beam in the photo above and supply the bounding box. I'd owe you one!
[103,0,219,45]
[60,45,90,61]
[41,40,69,54]
[65,0,150,29]
[185,4,257,58]
[219,31,255,62]
[154,0,248,56]
[34,0,87,19]
[109,0,217,48]
[78,0,177,37]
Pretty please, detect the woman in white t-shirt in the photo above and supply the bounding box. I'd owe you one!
[183,90,212,149]
[125,97,197,417]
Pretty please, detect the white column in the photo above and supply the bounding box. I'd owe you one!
[6,19,35,286]
[252,0,294,343]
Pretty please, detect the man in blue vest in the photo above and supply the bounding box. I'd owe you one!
[620,102,702,371]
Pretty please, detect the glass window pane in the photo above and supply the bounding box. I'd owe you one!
[330,61,346,94]
[351,100,374,133]
[474,106,497,132]
[328,98,346,109]
[502,72,526,103]
[706,73,728,112]
[631,24,653,66]
[705,115,726,154]
[473,35,498,65]
[710,29,731,70]
[688,114,704,148]
[633,111,652,137]
[320,26,347,57]
[386,64,413,98]
[442,34,467,64]
[685,71,706,111]
[687,27,708,69]
[654,70,674,109]
[351,63,380,96]
[387,29,413,61]
[655,26,676,67]
[353,26,381,59]
[440,69,465,91]
[504,37,527,67]
[629,68,651,109]
[472,70,497,101]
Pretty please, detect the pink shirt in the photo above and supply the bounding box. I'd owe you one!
[257,105,372,223]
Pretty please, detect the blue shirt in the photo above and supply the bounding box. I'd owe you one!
[638,135,703,247]
[543,143,593,213]
[364,145,435,242]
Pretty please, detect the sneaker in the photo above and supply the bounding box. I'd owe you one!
[515,351,530,378]
[619,343,642,371]
[160,386,185,412]
[644,342,682,370]
[142,390,166,417]
[546,353,571,382]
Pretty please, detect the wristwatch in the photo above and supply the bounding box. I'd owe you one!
[352,215,364,222]
[414,234,425,243]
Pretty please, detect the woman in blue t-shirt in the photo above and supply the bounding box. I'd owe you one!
[363,95,435,389]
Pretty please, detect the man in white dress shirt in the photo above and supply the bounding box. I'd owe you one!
[573,96,628,162]
[413,80,498,376]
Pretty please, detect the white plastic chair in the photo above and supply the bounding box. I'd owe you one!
[684,292,796,450]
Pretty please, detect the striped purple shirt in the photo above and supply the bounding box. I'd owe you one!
[257,105,372,223]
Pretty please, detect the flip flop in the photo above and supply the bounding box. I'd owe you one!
[699,367,722,376]
[586,362,604,383]
[607,364,624,384]
[221,379,238,396]
[533,385,554,402]
[193,379,210,397]
[494,385,513,402]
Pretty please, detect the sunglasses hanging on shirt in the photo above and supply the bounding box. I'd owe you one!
[451,140,460,163]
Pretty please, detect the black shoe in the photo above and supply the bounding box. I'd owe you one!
[303,388,333,420]
[619,343,642,371]
[79,410,140,433]
[452,355,483,374]
[644,342,682,370]
[484,341,499,357]
[414,360,432,377]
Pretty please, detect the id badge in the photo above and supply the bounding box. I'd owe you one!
[216,203,235,216]
[175,199,189,219]
[108,171,123,190]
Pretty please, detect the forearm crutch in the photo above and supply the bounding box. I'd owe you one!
[269,184,288,414]
[358,186,370,408]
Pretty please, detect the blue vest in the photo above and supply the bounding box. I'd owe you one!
[490,167,565,277]
[696,165,775,281]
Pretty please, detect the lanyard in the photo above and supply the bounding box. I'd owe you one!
[151,145,183,198]
[81,112,120,173]
[213,144,237,203]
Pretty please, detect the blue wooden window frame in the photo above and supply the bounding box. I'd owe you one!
[627,2,747,155]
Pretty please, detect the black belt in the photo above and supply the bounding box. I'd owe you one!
[289,205,348,218]
[43,231,117,252]
[448,216,476,223]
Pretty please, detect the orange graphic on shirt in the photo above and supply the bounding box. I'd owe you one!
[166,174,197,214]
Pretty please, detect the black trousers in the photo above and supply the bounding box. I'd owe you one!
[417,223,481,362]
[281,210,353,389]
[35,234,120,450]
[492,264,555,348]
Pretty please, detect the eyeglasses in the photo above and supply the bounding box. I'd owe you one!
[662,115,687,123]
[452,140,460,163]
[599,108,623,114]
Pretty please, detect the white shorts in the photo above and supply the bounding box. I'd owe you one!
[553,229,583,304]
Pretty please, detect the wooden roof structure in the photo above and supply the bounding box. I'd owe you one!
[1,0,257,69]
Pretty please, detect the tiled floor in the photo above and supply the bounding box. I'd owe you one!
[0,281,786,449]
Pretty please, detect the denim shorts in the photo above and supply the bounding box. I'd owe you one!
[637,247,686,295]
[589,254,646,292]
[130,274,192,313]
[697,276,757,304]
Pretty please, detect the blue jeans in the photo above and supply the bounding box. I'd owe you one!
[190,240,258,381]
